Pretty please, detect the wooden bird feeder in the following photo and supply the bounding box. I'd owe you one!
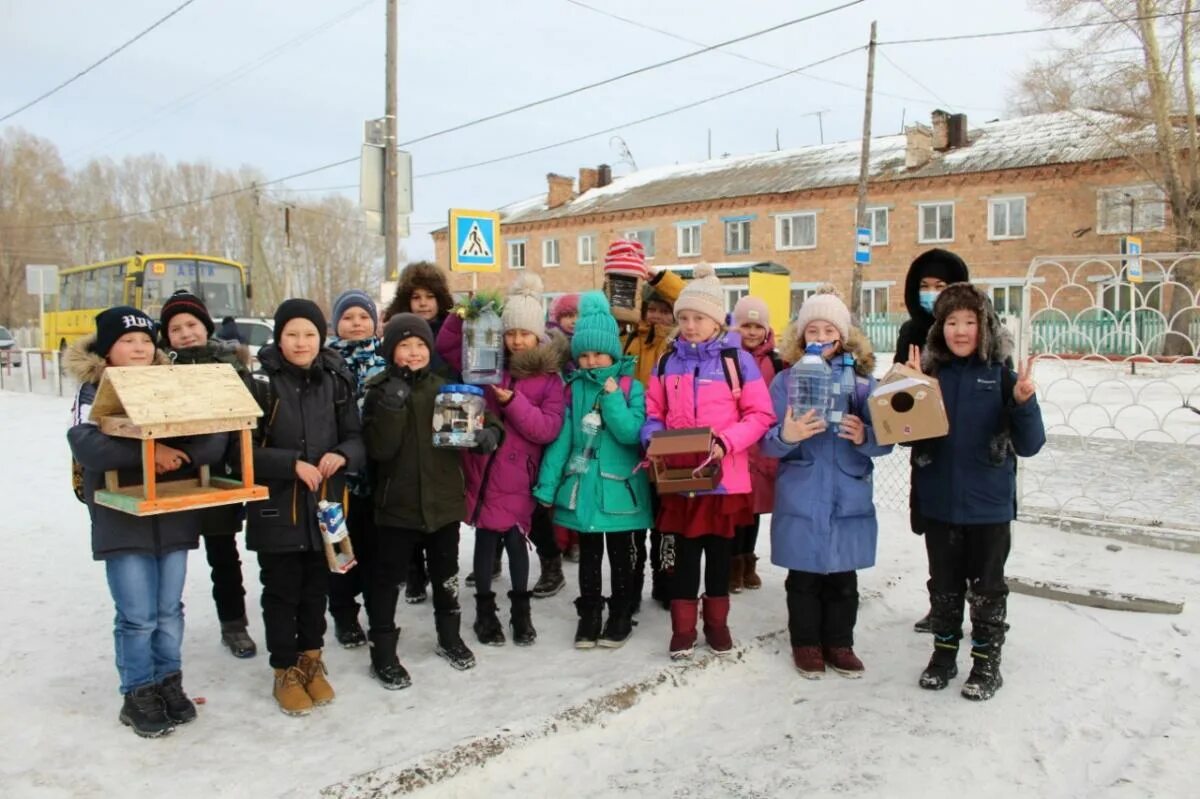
[645,427,722,495]
[88,364,269,516]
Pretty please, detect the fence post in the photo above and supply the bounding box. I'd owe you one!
[54,350,62,397]
[25,354,33,392]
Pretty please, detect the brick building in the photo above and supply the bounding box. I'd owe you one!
[432,109,1173,321]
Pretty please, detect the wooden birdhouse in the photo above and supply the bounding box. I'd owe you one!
[88,364,269,516]
[645,426,722,495]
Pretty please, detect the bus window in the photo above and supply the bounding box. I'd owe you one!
[197,262,246,319]
[142,259,246,319]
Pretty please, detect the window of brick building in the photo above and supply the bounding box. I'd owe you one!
[624,229,656,258]
[860,282,891,317]
[578,234,595,265]
[508,239,526,269]
[676,221,703,257]
[918,202,955,243]
[866,207,889,245]
[1097,184,1168,234]
[723,285,749,313]
[725,218,752,254]
[790,282,821,317]
[989,283,1024,317]
[543,239,560,267]
[989,197,1027,240]
[776,212,817,250]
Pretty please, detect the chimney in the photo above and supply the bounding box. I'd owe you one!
[948,113,968,149]
[579,166,599,195]
[597,163,612,188]
[547,173,574,209]
[905,124,933,169]
[931,109,951,151]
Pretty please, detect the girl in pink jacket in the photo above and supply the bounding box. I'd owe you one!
[640,264,776,660]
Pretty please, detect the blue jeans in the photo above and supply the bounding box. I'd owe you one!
[104,550,189,694]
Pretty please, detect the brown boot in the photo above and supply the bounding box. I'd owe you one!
[742,555,762,590]
[273,666,314,716]
[298,650,335,706]
[728,555,745,594]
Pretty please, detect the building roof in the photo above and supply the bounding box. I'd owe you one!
[481,110,1155,229]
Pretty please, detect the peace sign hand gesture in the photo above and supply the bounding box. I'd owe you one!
[904,344,924,374]
[1014,357,1036,405]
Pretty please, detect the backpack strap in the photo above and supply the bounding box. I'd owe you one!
[850,375,871,417]
[719,347,744,400]
[769,353,786,378]
[618,374,634,400]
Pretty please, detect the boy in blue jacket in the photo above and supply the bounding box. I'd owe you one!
[907,283,1045,701]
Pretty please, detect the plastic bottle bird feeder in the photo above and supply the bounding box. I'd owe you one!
[432,384,486,448]
[462,306,504,385]
[604,273,643,325]
[645,426,722,495]
[88,364,269,515]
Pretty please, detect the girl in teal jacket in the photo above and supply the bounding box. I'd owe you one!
[535,293,652,650]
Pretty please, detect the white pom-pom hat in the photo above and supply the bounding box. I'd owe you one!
[672,263,725,324]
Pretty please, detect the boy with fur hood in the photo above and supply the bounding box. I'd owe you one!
[908,283,1044,701]
[761,288,892,679]
[158,290,258,660]
[67,307,228,738]
[437,274,568,648]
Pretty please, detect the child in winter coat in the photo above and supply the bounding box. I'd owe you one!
[729,296,787,593]
[361,314,502,685]
[437,274,567,648]
[895,248,970,634]
[243,299,365,717]
[908,283,1044,701]
[761,288,892,679]
[640,264,776,660]
[547,293,580,340]
[158,290,258,660]
[325,289,387,649]
[67,306,227,738]
[534,293,653,648]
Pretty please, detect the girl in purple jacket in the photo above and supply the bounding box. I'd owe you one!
[641,264,776,660]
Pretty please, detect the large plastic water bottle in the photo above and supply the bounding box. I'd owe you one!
[828,353,857,432]
[788,342,832,422]
[568,410,603,474]
[462,306,504,385]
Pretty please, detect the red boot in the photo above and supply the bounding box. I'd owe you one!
[824,646,865,678]
[792,646,825,679]
[669,599,699,660]
[701,594,733,654]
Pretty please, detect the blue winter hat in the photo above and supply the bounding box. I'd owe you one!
[571,292,623,361]
[332,288,378,329]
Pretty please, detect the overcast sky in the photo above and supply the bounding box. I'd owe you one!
[2,0,1055,260]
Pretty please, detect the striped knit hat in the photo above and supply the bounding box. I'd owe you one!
[603,239,648,280]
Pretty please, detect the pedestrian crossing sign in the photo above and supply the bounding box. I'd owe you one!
[449,208,502,273]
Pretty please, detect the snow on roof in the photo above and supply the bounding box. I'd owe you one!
[498,110,1157,226]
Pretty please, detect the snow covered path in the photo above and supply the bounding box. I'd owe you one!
[2,390,1197,799]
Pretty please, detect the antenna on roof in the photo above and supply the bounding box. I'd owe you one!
[707,129,712,159]
[775,128,780,151]
[609,135,638,172]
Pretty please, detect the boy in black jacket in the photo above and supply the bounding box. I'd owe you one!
[243,299,365,716]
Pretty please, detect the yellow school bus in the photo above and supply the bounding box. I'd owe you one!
[44,253,251,351]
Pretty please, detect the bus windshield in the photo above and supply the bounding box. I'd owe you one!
[142,259,246,320]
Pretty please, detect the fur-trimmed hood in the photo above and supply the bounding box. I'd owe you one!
[65,334,170,385]
[384,261,455,323]
[509,330,570,379]
[921,282,1012,373]
[779,325,876,377]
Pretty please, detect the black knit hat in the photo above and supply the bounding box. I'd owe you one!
[160,289,214,340]
[273,298,327,347]
[380,313,434,363]
[93,306,156,358]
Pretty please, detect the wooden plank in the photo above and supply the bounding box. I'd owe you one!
[142,439,156,501]
[104,471,119,491]
[1006,575,1184,615]
[198,464,210,487]
[99,413,256,440]
[89,364,262,427]
[93,479,269,516]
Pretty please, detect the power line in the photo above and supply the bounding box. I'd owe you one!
[0,0,199,124]
[878,50,953,110]
[877,8,1200,46]
[398,0,864,146]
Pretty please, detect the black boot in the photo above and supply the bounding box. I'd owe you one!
[629,571,644,617]
[333,614,367,648]
[368,629,411,690]
[574,596,603,649]
[509,590,537,646]
[962,591,1007,700]
[220,617,257,658]
[473,592,506,646]
[599,597,633,648]
[156,671,197,724]
[919,639,960,690]
[913,612,932,634]
[434,611,477,671]
[961,643,1003,701]
[119,683,174,738]
[406,550,429,603]
[532,554,566,598]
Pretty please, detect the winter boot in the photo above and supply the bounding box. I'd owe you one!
[334,616,367,648]
[669,599,700,660]
[574,596,603,649]
[368,630,411,690]
[220,617,257,658]
[406,554,429,603]
[564,542,581,563]
[508,591,537,646]
[824,646,865,678]
[701,594,733,654]
[298,650,335,706]
[119,683,175,737]
[464,554,503,590]
[156,671,197,724]
[961,643,1003,701]
[434,611,477,670]
[404,584,428,604]
[742,555,762,590]
[473,592,506,646]
[792,646,826,679]
[532,554,566,598]
[728,555,746,594]
[599,597,634,648]
[272,666,314,716]
[919,638,960,690]
[913,612,933,634]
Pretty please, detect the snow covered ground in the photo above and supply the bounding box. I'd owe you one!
[3,390,1199,799]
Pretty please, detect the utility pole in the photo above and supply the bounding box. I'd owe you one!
[384,0,400,280]
[283,205,293,300]
[850,21,877,320]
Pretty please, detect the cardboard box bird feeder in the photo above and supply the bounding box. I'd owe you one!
[645,427,722,495]
[88,364,268,516]
[603,273,643,325]
[869,364,949,446]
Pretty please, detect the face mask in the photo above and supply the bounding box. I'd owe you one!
[918,290,939,313]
